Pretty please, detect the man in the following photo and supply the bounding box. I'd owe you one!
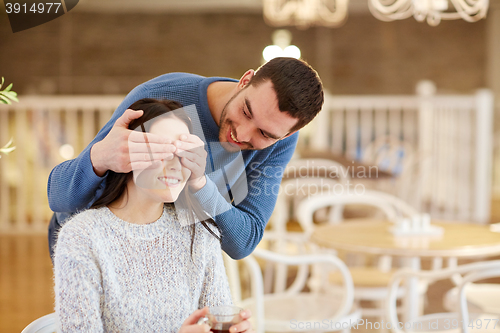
[47,57,324,260]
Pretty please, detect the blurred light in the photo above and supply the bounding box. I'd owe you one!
[263,45,284,62]
[262,29,301,63]
[59,144,74,160]
[283,45,301,59]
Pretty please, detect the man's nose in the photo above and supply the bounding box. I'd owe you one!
[235,123,254,143]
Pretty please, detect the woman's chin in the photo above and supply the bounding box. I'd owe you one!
[162,193,180,203]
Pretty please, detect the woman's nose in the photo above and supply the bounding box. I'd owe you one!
[163,155,182,171]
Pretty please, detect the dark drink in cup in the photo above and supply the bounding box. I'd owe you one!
[198,305,242,333]
[211,322,233,333]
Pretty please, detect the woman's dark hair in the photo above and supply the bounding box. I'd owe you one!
[90,98,220,254]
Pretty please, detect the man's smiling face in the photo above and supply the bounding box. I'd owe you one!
[218,79,298,152]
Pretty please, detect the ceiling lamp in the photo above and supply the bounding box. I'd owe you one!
[263,0,349,28]
[368,0,489,25]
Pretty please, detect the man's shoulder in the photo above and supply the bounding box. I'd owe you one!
[145,73,206,87]
[142,73,236,91]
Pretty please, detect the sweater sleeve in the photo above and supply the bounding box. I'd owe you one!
[54,222,104,333]
[193,133,297,260]
[47,84,150,214]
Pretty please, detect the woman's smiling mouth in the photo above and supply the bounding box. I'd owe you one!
[158,176,181,187]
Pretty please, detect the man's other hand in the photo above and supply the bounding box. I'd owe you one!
[174,134,208,192]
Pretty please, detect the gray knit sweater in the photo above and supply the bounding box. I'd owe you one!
[54,206,232,332]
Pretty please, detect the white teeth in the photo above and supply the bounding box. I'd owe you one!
[159,177,180,184]
[230,130,240,143]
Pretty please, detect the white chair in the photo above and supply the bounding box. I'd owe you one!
[441,227,500,314]
[387,261,500,333]
[360,135,430,210]
[224,238,361,333]
[270,177,345,234]
[283,158,350,184]
[361,135,415,177]
[279,158,351,232]
[267,177,344,294]
[21,313,56,333]
[443,269,500,315]
[270,158,351,236]
[296,189,418,236]
[295,190,421,318]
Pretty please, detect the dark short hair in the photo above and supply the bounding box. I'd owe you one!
[249,57,324,133]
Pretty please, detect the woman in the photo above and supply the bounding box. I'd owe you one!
[54,98,252,333]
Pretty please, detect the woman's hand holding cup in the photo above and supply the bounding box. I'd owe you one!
[196,306,253,333]
[179,308,211,333]
[229,308,253,333]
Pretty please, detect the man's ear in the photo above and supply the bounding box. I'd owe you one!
[237,70,255,90]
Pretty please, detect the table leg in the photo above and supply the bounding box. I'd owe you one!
[402,256,421,323]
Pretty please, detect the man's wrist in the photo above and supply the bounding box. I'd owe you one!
[90,142,107,177]
[188,176,207,193]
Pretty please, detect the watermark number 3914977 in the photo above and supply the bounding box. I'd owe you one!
[5,2,62,14]
[3,0,79,33]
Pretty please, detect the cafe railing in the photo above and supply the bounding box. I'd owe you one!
[494,122,500,199]
[300,82,494,223]
[0,85,495,233]
[0,96,123,233]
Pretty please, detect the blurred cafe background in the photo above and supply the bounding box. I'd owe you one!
[1,0,500,332]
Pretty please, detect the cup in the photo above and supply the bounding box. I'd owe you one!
[400,218,410,232]
[421,213,431,230]
[197,305,243,333]
[411,216,421,232]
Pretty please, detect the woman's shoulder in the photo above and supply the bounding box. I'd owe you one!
[58,207,108,243]
[54,209,110,270]
[55,211,94,261]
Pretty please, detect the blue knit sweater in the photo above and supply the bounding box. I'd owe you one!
[47,73,298,259]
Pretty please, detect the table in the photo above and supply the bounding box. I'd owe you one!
[311,220,500,258]
[310,219,500,321]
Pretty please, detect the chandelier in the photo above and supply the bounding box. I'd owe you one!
[368,0,489,25]
[262,0,489,27]
[263,0,349,28]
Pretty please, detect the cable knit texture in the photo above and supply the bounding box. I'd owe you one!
[54,206,232,333]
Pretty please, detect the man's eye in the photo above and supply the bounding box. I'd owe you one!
[260,130,270,139]
[242,107,251,119]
